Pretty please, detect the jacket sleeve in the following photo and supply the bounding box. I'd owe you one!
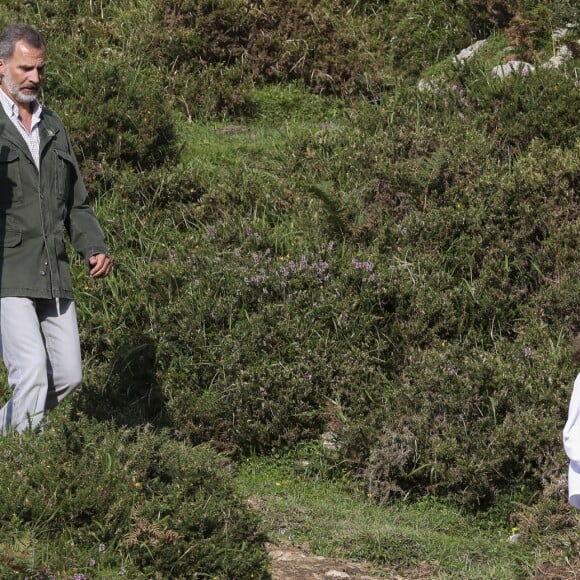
[63,130,109,264]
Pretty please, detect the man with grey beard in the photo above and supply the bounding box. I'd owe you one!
[0,24,112,434]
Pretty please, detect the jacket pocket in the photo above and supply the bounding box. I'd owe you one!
[0,228,22,248]
[54,149,75,202]
[0,147,23,210]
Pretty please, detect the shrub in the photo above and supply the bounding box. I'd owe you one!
[149,0,394,101]
[471,69,580,152]
[361,333,574,510]
[387,1,472,79]
[71,58,579,512]
[457,0,579,38]
[0,420,270,578]
[2,0,576,519]
[43,52,177,177]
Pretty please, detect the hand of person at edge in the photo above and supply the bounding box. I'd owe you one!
[89,253,112,278]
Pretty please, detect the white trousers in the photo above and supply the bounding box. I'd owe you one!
[0,297,82,434]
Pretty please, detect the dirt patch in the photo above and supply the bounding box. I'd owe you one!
[531,560,580,579]
[267,542,436,579]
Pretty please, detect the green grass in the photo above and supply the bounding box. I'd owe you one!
[0,1,578,576]
[179,122,294,185]
[236,446,547,579]
[0,419,270,578]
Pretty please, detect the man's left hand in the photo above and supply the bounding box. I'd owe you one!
[89,253,112,278]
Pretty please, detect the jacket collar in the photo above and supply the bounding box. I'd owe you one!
[0,103,60,164]
[39,111,60,153]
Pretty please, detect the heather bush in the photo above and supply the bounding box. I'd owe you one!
[0,420,269,577]
[321,77,579,507]
[43,52,177,177]
[465,67,580,152]
[0,0,577,558]
[73,213,398,451]
[458,0,579,38]
[133,0,396,104]
[363,333,573,508]
[386,1,472,79]
[71,53,578,511]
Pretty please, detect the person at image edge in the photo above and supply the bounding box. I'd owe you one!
[0,23,111,434]
[563,335,580,507]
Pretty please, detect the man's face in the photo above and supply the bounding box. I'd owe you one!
[0,40,45,105]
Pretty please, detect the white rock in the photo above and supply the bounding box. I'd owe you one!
[321,431,340,452]
[417,78,440,92]
[325,571,350,579]
[491,61,535,79]
[454,39,487,64]
[553,24,576,40]
[541,45,573,69]
[542,55,566,69]
[558,44,573,58]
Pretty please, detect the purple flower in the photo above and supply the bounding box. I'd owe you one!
[244,274,265,286]
[316,261,329,274]
[244,226,260,239]
[524,347,533,358]
[352,259,374,273]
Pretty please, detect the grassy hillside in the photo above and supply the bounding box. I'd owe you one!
[0,0,578,576]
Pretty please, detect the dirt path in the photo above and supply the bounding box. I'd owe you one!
[267,543,580,579]
[267,542,435,579]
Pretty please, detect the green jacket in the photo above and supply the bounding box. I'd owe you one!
[0,105,108,299]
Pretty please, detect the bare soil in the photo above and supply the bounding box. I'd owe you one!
[267,543,580,579]
[267,542,437,579]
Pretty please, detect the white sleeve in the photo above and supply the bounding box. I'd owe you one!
[563,374,580,461]
[563,374,580,508]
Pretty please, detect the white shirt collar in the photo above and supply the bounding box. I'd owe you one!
[0,87,42,124]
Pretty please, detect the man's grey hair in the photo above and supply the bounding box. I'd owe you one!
[0,24,45,60]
